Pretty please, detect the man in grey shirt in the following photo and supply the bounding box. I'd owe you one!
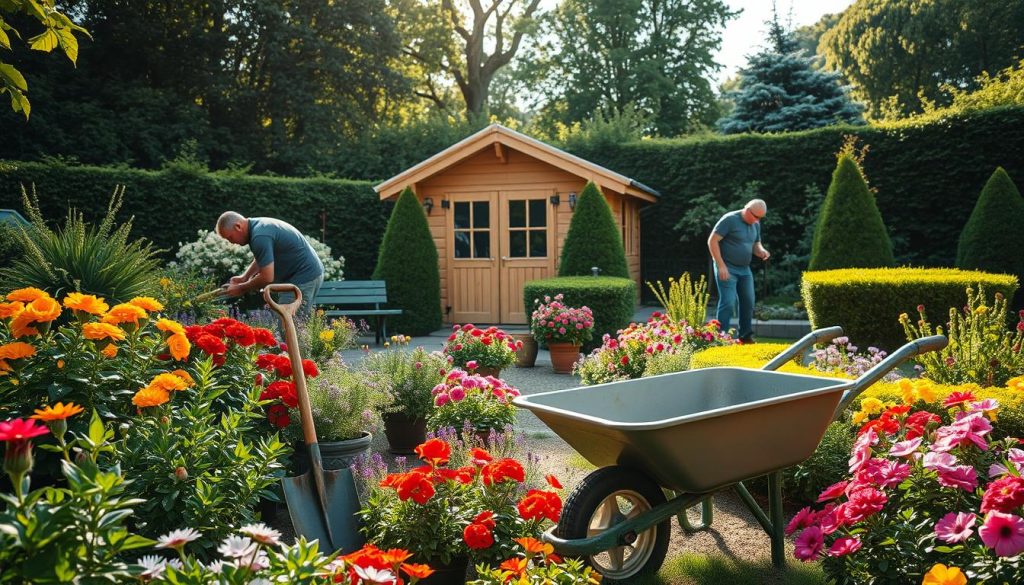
[707,199,770,343]
[216,211,324,316]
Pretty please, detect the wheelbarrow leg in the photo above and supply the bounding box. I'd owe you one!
[677,495,714,533]
[734,471,786,569]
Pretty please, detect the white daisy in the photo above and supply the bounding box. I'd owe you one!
[354,565,397,584]
[217,534,257,558]
[204,560,226,573]
[239,522,282,546]
[155,527,202,550]
[136,555,167,580]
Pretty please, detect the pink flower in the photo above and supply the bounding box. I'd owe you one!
[935,512,976,544]
[841,486,887,524]
[980,511,1024,556]
[849,428,877,474]
[923,451,959,473]
[816,481,849,503]
[785,506,816,536]
[435,393,450,407]
[889,437,923,458]
[827,536,862,557]
[937,465,978,492]
[862,459,912,489]
[466,360,478,370]
[449,388,466,401]
[793,526,824,561]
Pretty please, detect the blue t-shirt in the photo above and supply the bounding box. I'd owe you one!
[712,210,761,272]
[248,218,324,284]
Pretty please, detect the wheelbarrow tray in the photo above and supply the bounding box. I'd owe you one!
[514,367,852,493]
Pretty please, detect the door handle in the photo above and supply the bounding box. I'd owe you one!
[501,256,509,261]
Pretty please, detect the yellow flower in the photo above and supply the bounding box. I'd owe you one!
[31,401,85,421]
[57,359,65,369]
[974,305,988,315]
[171,369,195,387]
[102,303,148,326]
[922,563,966,585]
[861,397,885,415]
[0,360,10,376]
[156,318,186,337]
[129,296,164,312]
[23,296,62,324]
[9,311,40,338]
[101,343,118,358]
[83,322,127,342]
[63,292,109,315]
[132,386,170,408]
[0,341,36,360]
[0,301,24,319]
[384,342,391,348]
[319,330,335,343]
[6,287,50,303]
[1007,376,1024,392]
[159,277,171,288]
[899,379,915,404]
[915,380,936,403]
[167,333,191,361]
[852,410,867,424]
[149,373,188,392]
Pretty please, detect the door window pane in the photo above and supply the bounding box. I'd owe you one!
[454,231,471,258]
[473,201,490,228]
[473,231,490,258]
[529,199,546,227]
[529,230,547,257]
[508,200,526,228]
[509,231,527,257]
[454,202,470,229]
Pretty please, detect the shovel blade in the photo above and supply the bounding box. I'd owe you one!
[281,466,365,553]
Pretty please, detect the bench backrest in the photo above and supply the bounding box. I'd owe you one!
[314,280,389,307]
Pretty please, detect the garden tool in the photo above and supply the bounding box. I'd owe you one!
[264,283,364,553]
[194,286,228,303]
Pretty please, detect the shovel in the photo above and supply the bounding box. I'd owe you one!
[263,283,364,553]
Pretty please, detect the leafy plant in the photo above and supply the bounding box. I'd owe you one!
[809,336,903,382]
[443,325,520,371]
[426,370,520,435]
[0,185,163,302]
[297,309,364,364]
[558,181,629,279]
[647,272,709,327]
[156,267,225,323]
[361,346,448,420]
[469,537,602,585]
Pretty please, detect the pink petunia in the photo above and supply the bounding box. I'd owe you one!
[869,460,912,489]
[785,506,816,536]
[827,536,862,557]
[937,465,978,492]
[889,437,923,458]
[935,512,976,544]
[923,451,959,473]
[979,511,1024,557]
[849,428,878,474]
[793,526,824,562]
[817,481,849,503]
[841,486,888,524]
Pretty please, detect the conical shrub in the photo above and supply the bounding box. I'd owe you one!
[558,181,630,278]
[808,153,894,270]
[956,167,1024,278]
[372,187,441,335]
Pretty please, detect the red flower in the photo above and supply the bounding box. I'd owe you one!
[395,471,435,504]
[302,359,319,378]
[266,404,290,429]
[905,411,941,439]
[0,418,50,442]
[943,391,977,408]
[256,353,279,371]
[225,322,256,346]
[184,325,205,342]
[194,333,227,356]
[267,381,298,408]
[470,447,493,465]
[273,355,293,378]
[482,458,525,485]
[212,354,226,367]
[473,510,496,529]
[545,474,563,489]
[981,476,1024,514]
[414,438,451,468]
[463,522,494,549]
[253,328,277,347]
[518,489,562,523]
[481,336,493,346]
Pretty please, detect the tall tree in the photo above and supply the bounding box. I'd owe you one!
[820,0,1024,120]
[717,15,864,134]
[529,0,735,137]
[395,0,542,118]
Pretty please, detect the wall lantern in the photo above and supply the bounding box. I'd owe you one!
[422,197,434,214]
[440,198,451,210]
[568,192,578,211]
[549,194,560,207]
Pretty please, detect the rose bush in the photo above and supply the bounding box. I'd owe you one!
[426,369,520,435]
[443,324,521,372]
[530,295,594,347]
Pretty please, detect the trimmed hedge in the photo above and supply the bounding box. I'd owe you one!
[801,268,1020,351]
[0,162,387,279]
[956,167,1024,278]
[689,342,818,375]
[523,276,636,351]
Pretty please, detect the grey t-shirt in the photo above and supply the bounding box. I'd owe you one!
[712,210,761,270]
[248,218,324,284]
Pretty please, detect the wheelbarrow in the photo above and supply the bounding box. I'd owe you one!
[512,327,947,582]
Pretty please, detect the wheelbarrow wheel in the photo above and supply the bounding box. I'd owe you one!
[556,465,669,583]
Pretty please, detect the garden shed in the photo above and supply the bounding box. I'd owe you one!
[375,124,659,325]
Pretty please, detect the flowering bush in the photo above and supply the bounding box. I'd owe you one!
[789,394,1024,583]
[361,346,448,420]
[172,229,345,284]
[426,370,520,434]
[443,324,520,372]
[646,272,709,329]
[156,267,225,323]
[358,438,563,568]
[469,537,602,585]
[575,312,734,385]
[530,295,594,347]
[901,286,1024,387]
[810,336,904,382]
[298,309,364,363]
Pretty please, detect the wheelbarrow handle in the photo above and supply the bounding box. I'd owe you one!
[833,334,948,418]
[263,284,318,447]
[761,326,844,371]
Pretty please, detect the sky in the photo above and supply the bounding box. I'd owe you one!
[714,0,856,85]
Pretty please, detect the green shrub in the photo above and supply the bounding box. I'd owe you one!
[808,150,894,270]
[0,185,162,302]
[786,421,856,505]
[0,222,22,271]
[523,276,635,351]
[373,187,441,336]
[557,181,629,278]
[801,267,1019,351]
[956,167,1024,279]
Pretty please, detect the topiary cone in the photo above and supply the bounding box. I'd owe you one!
[558,181,629,278]
[955,167,1024,278]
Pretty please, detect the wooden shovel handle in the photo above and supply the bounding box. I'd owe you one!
[263,284,319,446]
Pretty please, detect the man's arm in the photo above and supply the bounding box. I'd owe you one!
[708,233,730,281]
[225,263,275,297]
[230,259,260,285]
[754,242,770,260]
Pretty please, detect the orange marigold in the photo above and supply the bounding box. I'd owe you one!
[101,343,118,358]
[149,372,188,392]
[0,342,36,360]
[0,301,24,319]
[128,296,164,312]
[132,386,170,408]
[171,369,195,387]
[102,303,147,325]
[63,292,109,315]
[82,322,127,342]
[167,333,191,361]
[9,312,40,338]
[7,287,50,303]
[32,401,85,421]
[156,318,186,337]
[24,296,61,323]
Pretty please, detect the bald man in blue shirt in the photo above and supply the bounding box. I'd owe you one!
[707,199,770,343]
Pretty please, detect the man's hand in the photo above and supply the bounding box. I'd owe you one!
[229,275,247,285]
[718,265,730,282]
[224,282,246,297]
[757,249,771,261]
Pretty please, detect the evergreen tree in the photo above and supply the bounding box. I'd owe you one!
[372,187,441,335]
[956,167,1024,279]
[717,16,864,134]
[808,151,894,270]
[558,181,629,278]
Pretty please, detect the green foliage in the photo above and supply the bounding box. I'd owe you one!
[155,267,224,323]
[0,185,162,302]
[296,310,363,364]
[372,187,441,335]
[646,272,709,327]
[558,182,629,279]
[427,371,519,434]
[361,346,447,420]
[294,359,387,442]
[808,150,894,270]
[0,222,21,271]
[0,161,387,279]
[956,167,1024,279]
[523,276,635,352]
[785,421,856,506]
[801,268,1019,351]
[150,537,336,584]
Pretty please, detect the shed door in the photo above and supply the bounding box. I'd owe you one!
[499,191,554,323]
[447,192,499,323]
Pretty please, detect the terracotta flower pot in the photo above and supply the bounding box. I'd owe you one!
[474,365,501,378]
[548,342,582,374]
[383,412,427,455]
[513,333,538,367]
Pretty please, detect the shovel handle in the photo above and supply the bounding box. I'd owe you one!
[263,284,319,447]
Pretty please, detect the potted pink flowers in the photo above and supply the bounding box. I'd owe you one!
[529,294,594,374]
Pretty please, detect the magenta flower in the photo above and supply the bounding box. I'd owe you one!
[889,437,923,458]
[980,511,1024,557]
[849,428,878,474]
[935,512,976,544]
[434,393,450,407]
[816,480,849,503]
[937,465,978,492]
[827,536,862,557]
[793,526,824,561]
[465,360,478,370]
[449,387,466,401]
[785,506,815,536]
[868,460,912,489]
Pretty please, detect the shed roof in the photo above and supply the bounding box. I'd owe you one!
[374,124,660,202]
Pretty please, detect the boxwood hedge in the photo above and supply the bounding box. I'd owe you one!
[523,276,636,351]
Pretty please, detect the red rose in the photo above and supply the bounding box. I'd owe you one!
[463,523,494,549]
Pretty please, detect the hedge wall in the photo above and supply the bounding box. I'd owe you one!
[0,162,388,279]
[568,106,1024,293]
[523,276,636,352]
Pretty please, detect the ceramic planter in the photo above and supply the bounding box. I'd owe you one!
[474,365,502,378]
[383,412,427,454]
[293,431,372,474]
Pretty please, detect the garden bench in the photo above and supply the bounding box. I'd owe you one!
[312,280,403,344]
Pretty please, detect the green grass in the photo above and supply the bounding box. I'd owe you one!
[630,554,827,585]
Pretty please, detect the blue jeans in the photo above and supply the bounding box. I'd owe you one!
[714,263,755,339]
[277,274,324,318]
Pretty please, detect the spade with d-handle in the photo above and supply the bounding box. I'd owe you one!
[263,283,364,553]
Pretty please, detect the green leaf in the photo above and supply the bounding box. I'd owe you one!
[120,534,157,550]
[88,409,105,446]
[0,26,10,50]
[54,28,77,64]
[29,28,58,53]
[0,63,27,91]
